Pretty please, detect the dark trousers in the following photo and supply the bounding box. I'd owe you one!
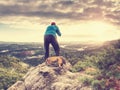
[44,35,60,59]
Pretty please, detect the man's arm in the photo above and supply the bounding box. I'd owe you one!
[56,26,61,36]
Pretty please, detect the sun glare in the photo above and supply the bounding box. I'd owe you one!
[60,20,120,43]
[85,21,119,41]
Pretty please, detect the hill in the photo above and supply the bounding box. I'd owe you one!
[0,39,120,90]
[8,39,120,90]
[8,59,92,90]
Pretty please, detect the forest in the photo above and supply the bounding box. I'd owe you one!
[0,40,120,90]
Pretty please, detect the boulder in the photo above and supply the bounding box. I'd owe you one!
[8,56,92,90]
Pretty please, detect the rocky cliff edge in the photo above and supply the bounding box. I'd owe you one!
[8,58,92,90]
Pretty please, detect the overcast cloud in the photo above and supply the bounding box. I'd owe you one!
[0,0,119,25]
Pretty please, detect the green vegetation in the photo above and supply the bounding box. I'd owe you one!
[0,55,29,90]
[0,40,120,90]
[62,41,120,90]
[78,75,94,86]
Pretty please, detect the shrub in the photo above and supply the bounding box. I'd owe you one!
[78,76,93,86]
[91,79,106,90]
[0,68,23,90]
[0,56,28,89]
[84,68,100,76]
[71,60,93,72]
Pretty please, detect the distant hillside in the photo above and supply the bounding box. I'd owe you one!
[103,39,120,48]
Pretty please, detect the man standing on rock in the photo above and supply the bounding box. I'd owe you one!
[44,22,61,59]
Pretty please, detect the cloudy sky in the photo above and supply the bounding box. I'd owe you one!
[0,0,120,43]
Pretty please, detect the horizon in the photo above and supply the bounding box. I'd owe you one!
[0,39,118,45]
[0,0,120,43]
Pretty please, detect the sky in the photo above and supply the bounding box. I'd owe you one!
[0,0,120,43]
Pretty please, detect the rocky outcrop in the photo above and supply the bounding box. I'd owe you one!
[8,57,92,90]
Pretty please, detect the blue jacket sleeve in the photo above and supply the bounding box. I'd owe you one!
[56,26,61,36]
[56,29,61,36]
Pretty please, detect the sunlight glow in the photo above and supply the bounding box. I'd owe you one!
[0,20,119,43]
[60,20,120,43]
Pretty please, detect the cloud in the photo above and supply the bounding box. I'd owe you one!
[0,0,120,25]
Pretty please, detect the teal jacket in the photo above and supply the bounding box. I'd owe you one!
[44,25,61,37]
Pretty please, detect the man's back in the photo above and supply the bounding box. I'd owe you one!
[45,25,61,37]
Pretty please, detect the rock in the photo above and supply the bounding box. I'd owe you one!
[8,81,25,90]
[8,56,92,90]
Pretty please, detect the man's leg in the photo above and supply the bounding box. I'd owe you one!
[51,37,60,56]
[44,36,50,59]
